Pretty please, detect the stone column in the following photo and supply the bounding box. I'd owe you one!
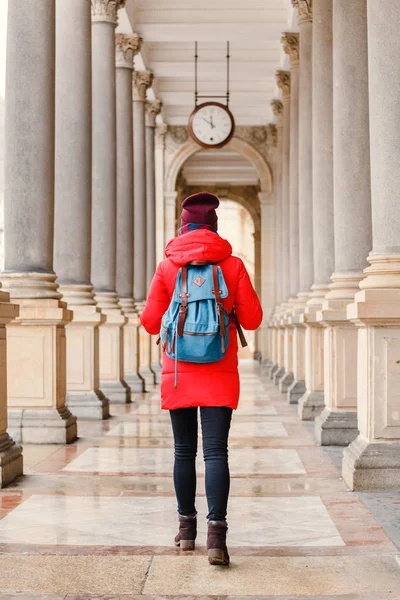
[296,0,314,309]
[132,71,155,386]
[315,0,371,444]
[276,71,291,308]
[3,1,77,444]
[268,99,283,380]
[343,0,400,489]
[155,124,168,265]
[146,99,163,382]
[298,0,334,420]
[54,0,108,420]
[146,100,162,291]
[273,71,291,387]
[282,32,304,402]
[91,0,130,403]
[115,33,145,394]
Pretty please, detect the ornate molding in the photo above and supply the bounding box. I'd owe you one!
[281,32,299,67]
[132,71,153,102]
[115,33,142,69]
[276,70,291,99]
[91,0,126,25]
[297,0,312,24]
[145,99,162,127]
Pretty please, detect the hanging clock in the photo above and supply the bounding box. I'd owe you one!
[188,102,235,149]
[187,43,235,149]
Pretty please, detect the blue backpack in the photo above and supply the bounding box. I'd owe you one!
[160,263,230,386]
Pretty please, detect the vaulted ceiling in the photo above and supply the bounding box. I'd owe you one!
[118,0,297,127]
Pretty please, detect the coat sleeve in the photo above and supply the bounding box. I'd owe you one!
[234,259,263,331]
[140,262,171,335]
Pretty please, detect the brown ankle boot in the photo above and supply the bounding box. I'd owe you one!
[207,520,230,566]
[174,513,197,551]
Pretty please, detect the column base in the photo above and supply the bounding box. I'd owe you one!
[298,391,325,421]
[278,371,294,393]
[151,362,162,384]
[98,306,131,404]
[0,433,23,487]
[100,380,131,404]
[342,434,400,491]
[287,380,306,405]
[122,317,145,394]
[273,366,285,385]
[314,407,358,446]
[269,363,279,380]
[260,358,273,378]
[8,407,77,445]
[139,366,156,388]
[67,390,110,420]
[124,374,145,393]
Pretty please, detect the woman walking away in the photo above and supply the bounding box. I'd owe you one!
[140,192,263,566]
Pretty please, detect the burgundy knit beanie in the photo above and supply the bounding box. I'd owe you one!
[180,192,219,230]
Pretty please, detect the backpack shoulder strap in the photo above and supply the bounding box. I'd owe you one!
[231,307,248,348]
[212,265,226,352]
[177,266,189,337]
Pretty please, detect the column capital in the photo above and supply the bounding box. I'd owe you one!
[271,98,283,125]
[91,0,125,25]
[145,99,162,127]
[292,0,312,24]
[281,32,300,66]
[132,70,154,102]
[276,70,291,99]
[115,33,142,69]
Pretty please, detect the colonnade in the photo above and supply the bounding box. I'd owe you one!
[266,0,400,490]
[0,0,162,485]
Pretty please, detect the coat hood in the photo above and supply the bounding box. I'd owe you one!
[165,229,232,266]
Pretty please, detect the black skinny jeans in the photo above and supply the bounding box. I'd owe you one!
[169,406,232,521]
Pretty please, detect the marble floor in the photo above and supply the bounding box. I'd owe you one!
[0,360,399,599]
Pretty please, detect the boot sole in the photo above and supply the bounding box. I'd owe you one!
[208,548,229,566]
[175,539,195,551]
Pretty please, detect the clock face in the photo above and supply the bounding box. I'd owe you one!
[188,102,235,148]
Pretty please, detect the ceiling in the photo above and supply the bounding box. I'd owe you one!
[118,0,297,126]
[182,150,259,186]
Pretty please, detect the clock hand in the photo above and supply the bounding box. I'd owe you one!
[209,115,215,129]
[202,117,212,126]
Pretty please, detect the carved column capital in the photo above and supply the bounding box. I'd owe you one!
[145,99,162,127]
[115,33,142,69]
[296,0,312,24]
[132,71,154,102]
[281,32,300,67]
[91,0,126,25]
[276,70,291,99]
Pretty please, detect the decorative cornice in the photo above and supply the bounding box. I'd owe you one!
[91,0,126,25]
[276,70,291,99]
[132,71,154,102]
[281,32,300,67]
[145,99,162,127]
[115,33,142,69]
[297,0,312,24]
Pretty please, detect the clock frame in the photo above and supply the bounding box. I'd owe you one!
[187,101,235,150]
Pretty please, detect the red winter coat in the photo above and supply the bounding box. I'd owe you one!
[140,229,263,410]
